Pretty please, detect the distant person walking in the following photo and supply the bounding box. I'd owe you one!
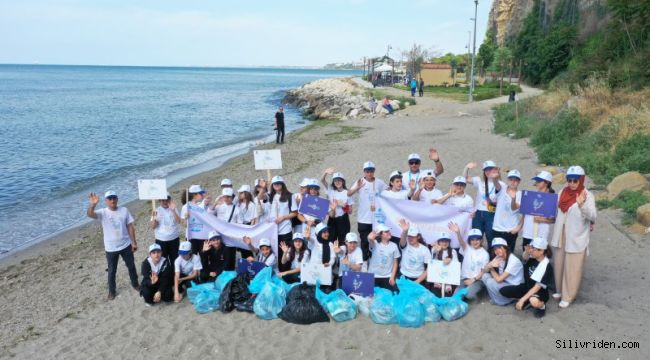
[275,106,285,144]
[87,191,139,300]
[410,78,417,97]
[418,77,424,97]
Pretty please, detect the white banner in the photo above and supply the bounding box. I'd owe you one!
[188,205,279,256]
[373,195,472,249]
[300,262,333,286]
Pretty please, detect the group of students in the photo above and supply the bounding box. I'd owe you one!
[89,150,597,319]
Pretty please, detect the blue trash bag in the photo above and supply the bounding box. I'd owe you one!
[434,288,469,321]
[396,278,441,323]
[248,267,273,294]
[193,288,221,314]
[315,285,357,322]
[369,287,397,325]
[394,278,425,328]
[187,282,216,304]
[215,271,237,292]
[253,281,287,320]
[271,276,299,295]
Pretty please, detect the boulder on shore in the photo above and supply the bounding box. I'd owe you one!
[606,171,649,200]
[636,203,650,227]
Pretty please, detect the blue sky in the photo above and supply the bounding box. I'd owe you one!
[0,0,492,67]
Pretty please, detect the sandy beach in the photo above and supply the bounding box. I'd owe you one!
[1,80,647,360]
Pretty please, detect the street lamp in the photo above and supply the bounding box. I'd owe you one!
[469,0,478,102]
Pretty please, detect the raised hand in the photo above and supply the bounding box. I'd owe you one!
[576,190,587,206]
[202,240,211,252]
[465,161,478,169]
[356,178,365,189]
[409,179,416,190]
[324,167,335,175]
[169,200,177,210]
[333,240,341,253]
[398,218,410,232]
[448,221,460,233]
[417,177,425,189]
[150,272,159,285]
[429,148,440,161]
[367,231,378,241]
[279,241,290,253]
[89,192,99,206]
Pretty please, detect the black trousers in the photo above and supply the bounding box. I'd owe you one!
[375,277,395,293]
[189,239,207,255]
[328,213,350,245]
[277,232,293,272]
[500,283,550,304]
[105,246,139,295]
[276,127,285,144]
[156,238,179,264]
[492,230,518,254]
[358,222,373,261]
[141,282,173,304]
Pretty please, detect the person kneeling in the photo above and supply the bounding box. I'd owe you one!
[244,236,278,274]
[174,241,202,303]
[500,237,553,318]
[140,244,174,305]
[199,231,226,283]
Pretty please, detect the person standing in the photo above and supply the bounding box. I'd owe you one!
[491,169,523,252]
[275,106,285,144]
[418,77,424,97]
[464,160,505,247]
[410,77,417,97]
[150,193,181,264]
[403,149,444,194]
[181,184,211,255]
[87,191,139,300]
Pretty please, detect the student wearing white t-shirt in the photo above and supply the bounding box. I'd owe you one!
[305,222,336,268]
[430,232,459,297]
[213,187,241,271]
[438,176,475,213]
[397,220,432,284]
[279,233,311,283]
[464,161,506,246]
[411,169,443,204]
[451,227,490,301]
[140,243,174,304]
[150,193,182,263]
[173,241,202,303]
[291,178,311,232]
[381,171,412,201]
[521,171,556,251]
[333,233,364,288]
[367,224,400,291]
[481,238,524,306]
[87,191,139,300]
[402,149,444,194]
[243,236,278,274]
[269,176,298,272]
[253,178,271,223]
[491,169,523,252]
[347,161,387,261]
[322,169,354,245]
[181,184,212,255]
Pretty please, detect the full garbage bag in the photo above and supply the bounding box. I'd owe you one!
[369,287,397,325]
[393,278,425,328]
[278,283,329,324]
[315,285,357,322]
[253,281,287,320]
[219,273,252,313]
[433,288,469,321]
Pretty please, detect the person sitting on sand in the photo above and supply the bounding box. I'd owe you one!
[140,243,174,305]
[381,97,394,114]
[199,231,226,282]
[481,238,524,306]
[430,232,459,297]
[451,227,489,301]
[87,191,139,300]
[278,232,311,283]
[397,220,431,285]
[367,224,400,291]
[243,236,278,274]
[500,237,554,318]
[173,241,202,303]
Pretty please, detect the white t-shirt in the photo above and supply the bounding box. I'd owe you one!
[256,199,271,223]
[181,201,209,240]
[381,189,409,200]
[237,201,258,224]
[349,177,386,224]
[154,206,180,241]
[403,170,422,192]
[270,194,297,235]
[337,246,364,276]
[443,193,475,213]
[492,190,522,232]
[418,188,443,204]
[215,203,239,223]
[499,253,524,285]
[327,188,354,218]
[470,177,506,212]
[290,249,311,270]
[400,242,432,278]
[180,200,207,219]
[368,241,400,278]
[147,257,168,274]
[256,252,278,274]
[95,207,134,252]
[174,254,203,276]
[307,238,335,266]
[459,246,490,279]
[522,214,550,240]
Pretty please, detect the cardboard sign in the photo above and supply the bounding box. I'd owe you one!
[254,149,282,170]
[520,190,558,218]
[137,179,168,200]
[341,271,375,297]
[298,194,331,220]
[427,259,461,286]
[300,262,332,286]
[236,259,267,278]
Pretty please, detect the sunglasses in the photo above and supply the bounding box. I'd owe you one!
[364,168,375,172]
[106,196,118,200]
[566,178,580,184]
[408,161,420,165]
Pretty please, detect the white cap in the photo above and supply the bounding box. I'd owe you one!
[271,175,285,184]
[376,224,391,233]
[292,232,305,240]
[237,185,251,193]
[491,238,508,248]
[422,169,436,179]
[188,184,205,193]
[389,170,402,180]
[254,179,264,187]
[345,233,359,243]
[452,176,467,184]
[315,222,329,234]
[566,165,585,177]
[222,188,234,197]
[482,160,497,170]
[179,241,192,254]
[437,232,452,242]
[148,243,162,253]
[407,226,420,237]
[258,238,271,247]
[506,169,521,179]
[363,161,376,170]
[530,237,548,250]
[104,190,118,198]
[332,172,345,180]
[467,228,483,240]
[532,171,553,183]
[299,178,311,187]
[220,178,233,186]
[163,192,171,200]
[208,231,221,240]
[408,153,421,161]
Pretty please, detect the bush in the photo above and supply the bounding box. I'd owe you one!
[531,109,591,164]
[613,134,650,174]
[598,190,650,225]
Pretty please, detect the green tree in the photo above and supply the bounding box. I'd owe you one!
[478,28,498,75]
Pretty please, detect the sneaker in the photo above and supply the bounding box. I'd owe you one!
[534,308,546,318]
[558,300,570,308]
[107,293,116,301]
[552,293,561,300]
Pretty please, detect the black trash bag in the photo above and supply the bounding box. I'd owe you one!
[278,283,330,324]
[235,295,255,313]
[220,273,251,313]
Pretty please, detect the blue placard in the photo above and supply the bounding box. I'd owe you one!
[341,271,375,297]
[236,258,267,278]
[298,194,331,220]
[520,190,558,218]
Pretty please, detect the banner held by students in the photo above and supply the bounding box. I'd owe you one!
[520,190,558,218]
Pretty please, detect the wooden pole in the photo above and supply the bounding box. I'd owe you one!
[517,59,523,86]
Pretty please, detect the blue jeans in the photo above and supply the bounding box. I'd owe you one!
[472,210,496,247]
[106,245,139,295]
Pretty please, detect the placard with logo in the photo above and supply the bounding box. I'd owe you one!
[300,262,332,286]
[298,194,331,220]
[341,271,374,297]
[236,259,267,278]
[520,190,558,218]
